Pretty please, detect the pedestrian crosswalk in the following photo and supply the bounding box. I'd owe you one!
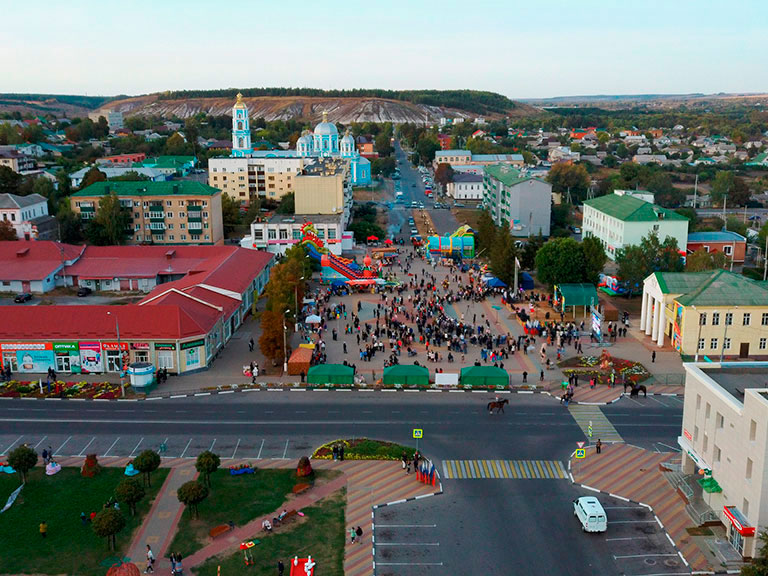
[568,405,624,443]
[441,459,567,479]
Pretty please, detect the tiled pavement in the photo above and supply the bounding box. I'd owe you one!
[551,383,686,405]
[571,443,712,573]
[568,404,624,442]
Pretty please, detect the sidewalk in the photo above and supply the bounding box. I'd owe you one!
[571,443,711,572]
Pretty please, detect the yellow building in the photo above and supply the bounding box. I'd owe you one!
[71,181,224,245]
[642,270,768,359]
[294,158,351,216]
[208,155,303,205]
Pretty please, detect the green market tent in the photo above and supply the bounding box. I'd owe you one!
[460,366,509,388]
[382,364,430,387]
[307,364,354,385]
[554,283,598,318]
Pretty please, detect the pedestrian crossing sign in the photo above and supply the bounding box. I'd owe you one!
[413,429,423,439]
[575,449,586,459]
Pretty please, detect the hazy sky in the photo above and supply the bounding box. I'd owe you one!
[3,0,766,99]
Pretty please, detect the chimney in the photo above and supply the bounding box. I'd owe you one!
[173,184,179,194]
[165,249,176,260]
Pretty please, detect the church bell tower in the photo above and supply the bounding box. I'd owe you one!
[231,93,252,157]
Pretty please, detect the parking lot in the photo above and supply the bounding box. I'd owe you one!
[374,498,444,575]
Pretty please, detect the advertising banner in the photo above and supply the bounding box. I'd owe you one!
[180,339,205,350]
[130,342,150,350]
[53,342,79,353]
[16,349,56,373]
[185,346,201,369]
[1,342,51,351]
[155,343,176,351]
[101,342,129,351]
[79,342,103,373]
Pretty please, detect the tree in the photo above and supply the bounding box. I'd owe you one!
[0,220,17,241]
[371,156,396,177]
[648,173,685,208]
[177,480,209,519]
[133,450,161,487]
[675,207,698,231]
[601,155,618,168]
[0,166,21,195]
[758,221,768,250]
[195,451,221,488]
[8,444,37,483]
[86,193,130,245]
[56,201,83,244]
[92,508,126,551]
[374,132,393,157]
[79,167,107,190]
[615,245,648,297]
[520,233,545,270]
[433,163,455,188]
[490,225,517,287]
[726,216,748,238]
[475,210,497,256]
[742,530,768,576]
[581,236,607,285]
[95,116,110,139]
[686,248,727,272]
[546,163,590,203]
[259,309,287,365]
[535,238,587,287]
[416,137,440,164]
[114,478,145,517]
[710,171,734,206]
[164,132,189,156]
[276,192,295,214]
[640,231,684,274]
[221,193,242,237]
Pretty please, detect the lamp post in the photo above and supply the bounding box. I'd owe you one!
[720,306,737,364]
[693,305,703,362]
[283,309,290,374]
[107,311,125,397]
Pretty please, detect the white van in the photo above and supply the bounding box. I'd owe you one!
[573,496,607,533]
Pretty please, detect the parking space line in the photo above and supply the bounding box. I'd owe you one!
[377,524,437,528]
[33,435,47,450]
[613,553,678,559]
[209,438,217,452]
[54,436,72,455]
[104,437,121,457]
[180,438,192,458]
[1,435,23,455]
[282,439,289,459]
[130,437,144,457]
[377,562,444,566]
[257,439,265,459]
[77,437,96,457]
[231,439,240,459]
[377,543,440,546]
[610,520,657,524]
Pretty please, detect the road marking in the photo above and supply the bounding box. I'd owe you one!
[610,520,658,524]
[130,437,144,457]
[33,435,47,449]
[605,537,639,541]
[376,563,443,566]
[377,542,439,546]
[442,460,567,479]
[219,390,234,395]
[209,438,217,452]
[77,437,96,457]
[231,438,241,459]
[170,394,187,399]
[376,524,437,528]
[257,439,265,459]
[657,442,681,452]
[282,439,289,459]
[195,392,211,397]
[1,435,24,455]
[613,553,678,559]
[103,437,121,457]
[180,438,192,458]
[55,435,72,455]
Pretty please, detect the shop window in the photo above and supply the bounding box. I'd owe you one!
[134,351,149,363]
[157,351,174,369]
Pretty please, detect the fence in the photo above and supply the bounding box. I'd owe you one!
[645,373,686,387]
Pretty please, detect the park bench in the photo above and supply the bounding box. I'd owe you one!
[209,524,232,539]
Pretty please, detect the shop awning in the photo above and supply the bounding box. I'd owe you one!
[555,284,598,308]
[724,506,755,536]
[382,364,429,387]
[697,476,722,493]
[307,364,354,385]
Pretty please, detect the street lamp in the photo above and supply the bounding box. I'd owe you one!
[692,305,703,362]
[283,309,290,374]
[720,306,737,363]
[106,311,125,397]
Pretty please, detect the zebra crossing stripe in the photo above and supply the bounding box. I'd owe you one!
[439,460,569,480]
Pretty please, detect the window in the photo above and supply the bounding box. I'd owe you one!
[743,499,750,517]
[712,312,720,326]
[179,200,185,206]
[743,313,751,326]
[328,228,336,240]
[760,338,767,350]
[278,229,288,240]
[725,312,733,326]
[714,446,721,463]
[167,224,173,230]
[705,403,711,420]
[166,212,173,218]
[716,413,724,429]
[694,425,699,442]
[166,200,172,207]
[698,338,705,350]
[699,313,707,325]
[762,313,768,326]
[134,212,140,219]
[268,229,276,240]
[746,458,753,480]
[180,223,186,229]
[253,230,263,240]
[168,235,174,240]
[724,245,733,256]
[724,337,731,350]
[134,351,149,363]
[710,338,718,350]
[750,420,757,441]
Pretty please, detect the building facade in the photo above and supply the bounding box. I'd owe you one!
[71,181,224,246]
[447,173,484,200]
[583,192,689,260]
[96,153,147,165]
[0,149,36,173]
[433,150,524,171]
[482,164,551,237]
[0,193,57,240]
[687,231,747,265]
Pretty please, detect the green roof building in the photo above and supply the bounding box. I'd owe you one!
[482,164,552,236]
[136,156,197,176]
[583,192,689,260]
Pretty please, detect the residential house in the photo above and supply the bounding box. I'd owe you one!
[0,193,57,240]
[687,231,747,264]
[482,165,551,236]
[447,173,484,201]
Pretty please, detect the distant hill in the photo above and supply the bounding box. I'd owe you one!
[520,92,768,110]
[0,93,119,117]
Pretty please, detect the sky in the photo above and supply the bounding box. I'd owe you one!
[2,0,766,99]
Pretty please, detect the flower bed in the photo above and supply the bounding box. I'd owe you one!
[312,438,415,461]
[0,380,125,399]
[559,354,650,387]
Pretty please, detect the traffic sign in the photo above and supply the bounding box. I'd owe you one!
[576,441,585,449]
[413,429,423,439]
[575,449,586,459]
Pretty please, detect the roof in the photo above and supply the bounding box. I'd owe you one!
[452,173,483,184]
[662,270,768,307]
[435,150,471,157]
[0,305,209,341]
[687,231,746,244]
[72,180,219,198]
[555,283,598,307]
[459,366,510,386]
[69,166,165,181]
[483,164,548,188]
[138,156,196,169]
[0,193,47,210]
[0,241,85,281]
[583,193,687,222]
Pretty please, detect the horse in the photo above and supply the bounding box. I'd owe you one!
[487,398,509,414]
[629,384,647,398]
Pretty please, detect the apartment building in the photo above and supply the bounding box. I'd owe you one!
[70,181,224,245]
[482,164,551,236]
[208,153,304,205]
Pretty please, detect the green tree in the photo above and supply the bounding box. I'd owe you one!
[741,530,768,576]
[710,171,734,206]
[546,163,590,203]
[114,478,145,517]
[94,116,109,139]
[195,451,221,488]
[520,233,545,270]
[56,201,83,244]
[581,236,607,285]
[221,193,242,237]
[164,132,189,156]
[640,231,684,273]
[686,248,727,272]
[177,480,209,519]
[615,245,647,297]
[758,221,768,250]
[648,173,685,207]
[85,193,130,245]
[726,216,748,238]
[92,508,126,551]
[371,156,396,177]
[475,209,497,256]
[416,137,440,164]
[8,444,37,483]
[0,166,21,195]
[602,155,618,168]
[374,132,393,157]
[0,220,17,241]
[133,450,161,487]
[490,225,517,286]
[675,207,698,231]
[79,166,107,190]
[534,237,586,287]
[276,192,295,214]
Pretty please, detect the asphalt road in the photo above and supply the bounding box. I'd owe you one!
[0,393,686,575]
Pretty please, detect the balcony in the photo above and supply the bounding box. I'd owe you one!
[148,222,166,231]
[187,214,202,223]
[187,205,202,212]
[80,205,95,212]
[188,222,203,232]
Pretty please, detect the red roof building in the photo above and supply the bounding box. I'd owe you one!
[0,241,85,293]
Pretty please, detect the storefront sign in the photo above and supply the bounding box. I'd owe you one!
[130,342,150,350]
[101,342,129,351]
[180,339,205,350]
[78,342,103,373]
[1,342,51,351]
[185,346,201,369]
[155,343,176,351]
[16,349,56,373]
[683,429,692,441]
[724,506,755,536]
[53,342,79,353]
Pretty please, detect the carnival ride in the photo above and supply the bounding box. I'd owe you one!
[300,222,383,285]
[427,225,475,259]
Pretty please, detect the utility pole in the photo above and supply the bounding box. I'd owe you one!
[764,235,768,282]
[693,173,698,210]
[693,306,702,362]
[722,192,727,227]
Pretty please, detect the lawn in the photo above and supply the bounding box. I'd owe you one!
[0,466,168,575]
[169,468,336,558]
[192,489,346,576]
[312,438,415,460]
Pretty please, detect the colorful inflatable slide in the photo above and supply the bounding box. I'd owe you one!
[427,225,475,259]
[300,222,380,285]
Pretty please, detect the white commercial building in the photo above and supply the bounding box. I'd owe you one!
[0,193,56,240]
[582,192,689,260]
[447,173,484,201]
[482,164,551,237]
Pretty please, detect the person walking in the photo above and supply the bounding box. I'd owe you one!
[39,520,47,538]
[332,444,338,461]
[248,337,254,352]
[278,560,285,576]
[596,439,602,454]
[356,525,363,544]
[651,350,656,363]
[349,527,356,544]
[339,445,344,461]
[522,371,528,383]
[145,544,155,573]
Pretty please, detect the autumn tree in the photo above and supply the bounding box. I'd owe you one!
[434,163,455,188]
[686,248,727,272]
[79,167,107,190]
[259,309,287,365]
[0,220,17,241]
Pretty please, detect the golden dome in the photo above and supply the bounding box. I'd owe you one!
[233,92,247,109]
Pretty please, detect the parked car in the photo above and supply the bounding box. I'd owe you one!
[77,286,93,297]
[570,225,582,234]
[454,203,466,208]
[14,293,32,303]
